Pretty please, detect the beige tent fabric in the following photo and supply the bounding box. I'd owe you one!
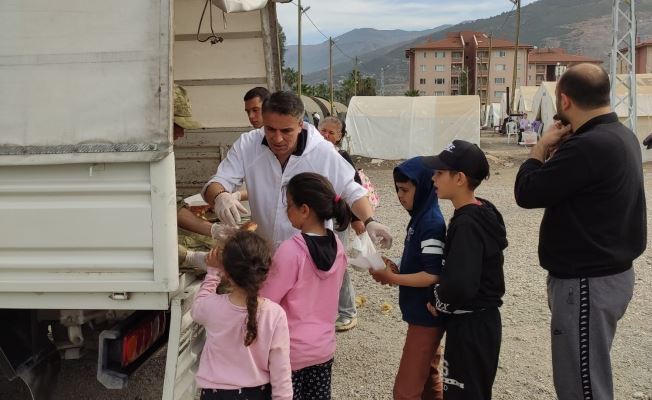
[346,95,480,160]
[517,86,539,114]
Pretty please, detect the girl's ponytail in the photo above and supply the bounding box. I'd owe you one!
[287,173,352,231]
[221,231,271,347]
[332,195,352,232]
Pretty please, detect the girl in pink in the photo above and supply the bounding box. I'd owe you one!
[191,231,293,400]
[261,172,351,400]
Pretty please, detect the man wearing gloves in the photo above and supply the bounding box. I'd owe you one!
[202,91,392,250]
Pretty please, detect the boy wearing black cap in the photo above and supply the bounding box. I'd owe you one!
[424,140,507,400]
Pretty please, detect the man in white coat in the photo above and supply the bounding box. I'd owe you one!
[202,91,392,250]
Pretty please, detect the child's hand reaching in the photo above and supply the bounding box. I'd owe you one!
[205,248,223,269]
[370,257,399,286]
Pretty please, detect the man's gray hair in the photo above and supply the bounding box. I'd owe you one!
[262,91,305,120]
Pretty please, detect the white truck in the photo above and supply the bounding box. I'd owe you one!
[0,1,282,399]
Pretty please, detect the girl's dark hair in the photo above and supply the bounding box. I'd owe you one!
[287,172,352,231]
[221,231,272,346]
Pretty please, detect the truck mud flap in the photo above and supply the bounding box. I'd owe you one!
[162,279,204,400]
[0,310,60,400]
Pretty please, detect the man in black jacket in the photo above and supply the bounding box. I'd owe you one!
[514,63,646,400]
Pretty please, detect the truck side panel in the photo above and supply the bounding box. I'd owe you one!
[0,155,178,296]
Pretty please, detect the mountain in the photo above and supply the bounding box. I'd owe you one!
[302,0,652,94]
[285,26,451,75]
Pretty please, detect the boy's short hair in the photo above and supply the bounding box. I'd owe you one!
[446,170,483,190]
[243,86,271,103]
[423,140,489,190]
[393,169,411,184]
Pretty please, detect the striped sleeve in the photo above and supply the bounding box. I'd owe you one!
[418,227,446,275]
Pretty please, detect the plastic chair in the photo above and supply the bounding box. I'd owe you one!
[506,121,519,144]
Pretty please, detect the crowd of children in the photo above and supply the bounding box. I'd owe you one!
[190,138,506,400]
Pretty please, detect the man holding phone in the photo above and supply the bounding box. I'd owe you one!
[513,63,646,400]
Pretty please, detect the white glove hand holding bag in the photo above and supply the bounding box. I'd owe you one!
[366,220,393,249]
[213,191,248,226]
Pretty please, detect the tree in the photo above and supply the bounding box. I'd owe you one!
[304,83,330,99]
[278,23,286,68]
[404,89,420,97]
[283,67,298,91]
[338,70,376,104]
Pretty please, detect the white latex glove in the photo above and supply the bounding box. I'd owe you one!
[184,250,208,270]
[366,220,393,249]
[210,222,238,240]
[214,191,248,226]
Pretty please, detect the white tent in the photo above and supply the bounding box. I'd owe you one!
[516,86,539,116]
[483,103,502,128]
[532,82,558,132]
[346,95,480,160]
[532,76,652,162]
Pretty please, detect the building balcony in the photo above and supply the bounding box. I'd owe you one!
[452,57,463,62]
[451,69,462,77]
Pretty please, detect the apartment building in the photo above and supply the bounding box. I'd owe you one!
[618,39,652,73]
[528,48,602,85]
[406,31,531,105]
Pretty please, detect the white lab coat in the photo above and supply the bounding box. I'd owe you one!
[202,124,367,249]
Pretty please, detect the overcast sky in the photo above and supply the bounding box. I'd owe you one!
[277,0,540,45]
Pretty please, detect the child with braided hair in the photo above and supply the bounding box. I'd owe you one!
[261,172,351,400]
[192,231,292,400]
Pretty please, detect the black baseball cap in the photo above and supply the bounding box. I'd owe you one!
[422,140,490,181]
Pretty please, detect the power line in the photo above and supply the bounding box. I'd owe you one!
[288,1,356,61]
[497,3,517,32]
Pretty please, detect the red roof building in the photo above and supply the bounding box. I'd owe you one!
[527,48,602,85]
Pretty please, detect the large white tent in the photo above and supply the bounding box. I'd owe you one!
[532,76,652,162]
[516,86,539,115]
[532,81,558,132]
[484,103,502,128]
[346,95,480,160]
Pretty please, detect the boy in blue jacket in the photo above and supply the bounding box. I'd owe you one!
[371,156,446,400]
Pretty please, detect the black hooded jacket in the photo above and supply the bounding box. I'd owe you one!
[431,198,507,313]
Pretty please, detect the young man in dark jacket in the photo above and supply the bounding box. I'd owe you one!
[425,140,507,400]
[514,63,646,400]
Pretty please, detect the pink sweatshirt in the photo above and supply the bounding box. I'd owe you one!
[191,267,293,400]
[260,233,347,371]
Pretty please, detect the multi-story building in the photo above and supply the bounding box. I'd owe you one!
[617,38,652,73]
[528,48,602,85]
[406,31,532,106]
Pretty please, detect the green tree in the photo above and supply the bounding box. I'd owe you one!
[283,67,299,92]
[278,23,286,68]
[306,83,330,99]
[338,70,376,104]
[404,89,420,97]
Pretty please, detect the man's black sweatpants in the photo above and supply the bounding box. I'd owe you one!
[442,308,501,399]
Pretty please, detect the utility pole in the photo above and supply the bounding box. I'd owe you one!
[297,0,302,96]
[329,37,334,115]
[354,56,359,96]
[510,0,521,112]
[485,32,493,120]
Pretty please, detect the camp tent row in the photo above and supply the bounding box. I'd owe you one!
[301,95,348,126]
[345,95,480,160]
[532,74,652,162]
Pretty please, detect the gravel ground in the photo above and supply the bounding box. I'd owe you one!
[2,135,651,399]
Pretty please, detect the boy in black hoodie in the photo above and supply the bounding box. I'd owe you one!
[423,140,507,400]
